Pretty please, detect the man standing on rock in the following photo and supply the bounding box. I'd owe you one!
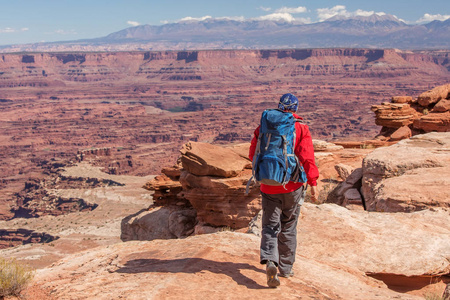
[249,93,319,288]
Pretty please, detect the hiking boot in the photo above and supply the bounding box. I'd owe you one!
[266,261,280,288]
[279,270,294,278]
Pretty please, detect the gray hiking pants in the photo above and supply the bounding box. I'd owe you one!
[260,186,305,275]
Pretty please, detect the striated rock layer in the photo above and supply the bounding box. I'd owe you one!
[1,49,449,221]
[362,132,450,212]
[143,142,260,230]
[372,84,450,141]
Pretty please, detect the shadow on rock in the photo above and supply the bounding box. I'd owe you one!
[115,257,267,289]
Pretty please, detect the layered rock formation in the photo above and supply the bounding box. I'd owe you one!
[0,229,58,249]
[2,49,449,221]
[371,83,450,141]
[138,142,260,233]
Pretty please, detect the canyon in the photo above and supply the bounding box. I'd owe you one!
[1,48,449,231]
[0,48,449,299]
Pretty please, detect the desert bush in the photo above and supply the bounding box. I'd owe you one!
[0,257,34,299]
[317,177,339,204]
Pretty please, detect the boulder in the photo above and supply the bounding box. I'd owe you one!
[432,99,450,113]
[345,167,363,186]
[120,207,175,241]
[168,209,197,238]
[413,111,450,132]
[334,163,354,181]
[362,132,450,212]
[417,83,450,107]
[312,140,344,152]
[326,168,363,207]
[180,142,250,177]
[391,96,413,104]
[121,207,197,241]
[343,188,363,207]
[389,125,412,141]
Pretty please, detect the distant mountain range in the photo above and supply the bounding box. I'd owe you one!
[1,14,449,52]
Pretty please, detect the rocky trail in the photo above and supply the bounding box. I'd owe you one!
[29,203,450,300]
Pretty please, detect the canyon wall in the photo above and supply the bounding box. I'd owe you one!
[1,48,449,221]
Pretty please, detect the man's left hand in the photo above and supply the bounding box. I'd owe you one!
[310,185,318,203]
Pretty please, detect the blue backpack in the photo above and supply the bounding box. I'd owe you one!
[246,109,307,194]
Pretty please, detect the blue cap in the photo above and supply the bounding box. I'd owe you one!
[278,93,298,112]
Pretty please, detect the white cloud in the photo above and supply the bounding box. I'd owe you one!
[275,6,307,14]
[317,5,387,21]
[393,15,407,23]
[0,27,28,33]
[177,15,245,23]
[258,6,271,12]
[317,5,347,21]
[216,16,246,22]
[253,13,296,22]
[416,13,450,23]
[179,15,212,22]
[127,21,140,26]
[354,9,376,17]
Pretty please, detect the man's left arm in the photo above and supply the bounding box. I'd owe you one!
[295,124,319,187]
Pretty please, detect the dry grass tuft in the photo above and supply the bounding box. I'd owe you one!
[0,257,35,299]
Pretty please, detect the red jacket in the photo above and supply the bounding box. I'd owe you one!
[249,113,319,194]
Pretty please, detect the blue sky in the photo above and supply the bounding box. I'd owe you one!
[0,0,449,45]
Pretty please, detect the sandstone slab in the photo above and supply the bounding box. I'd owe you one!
[413,111,450,132]
[417,83,450,107]
[432,98,450,113]
[299,204,450,278]
[362,132,450,212]
[180,142,250,177]
[33,203,450,299]
[312,139,344,152]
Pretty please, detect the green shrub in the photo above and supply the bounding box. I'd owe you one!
[0,257,34,299]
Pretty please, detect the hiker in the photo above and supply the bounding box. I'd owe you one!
[248,93,319,288]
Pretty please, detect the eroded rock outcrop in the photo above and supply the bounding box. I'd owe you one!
[362,132,450,212]
[372,84,450,141]
[133,141,260,239]
[0,229,58,249]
